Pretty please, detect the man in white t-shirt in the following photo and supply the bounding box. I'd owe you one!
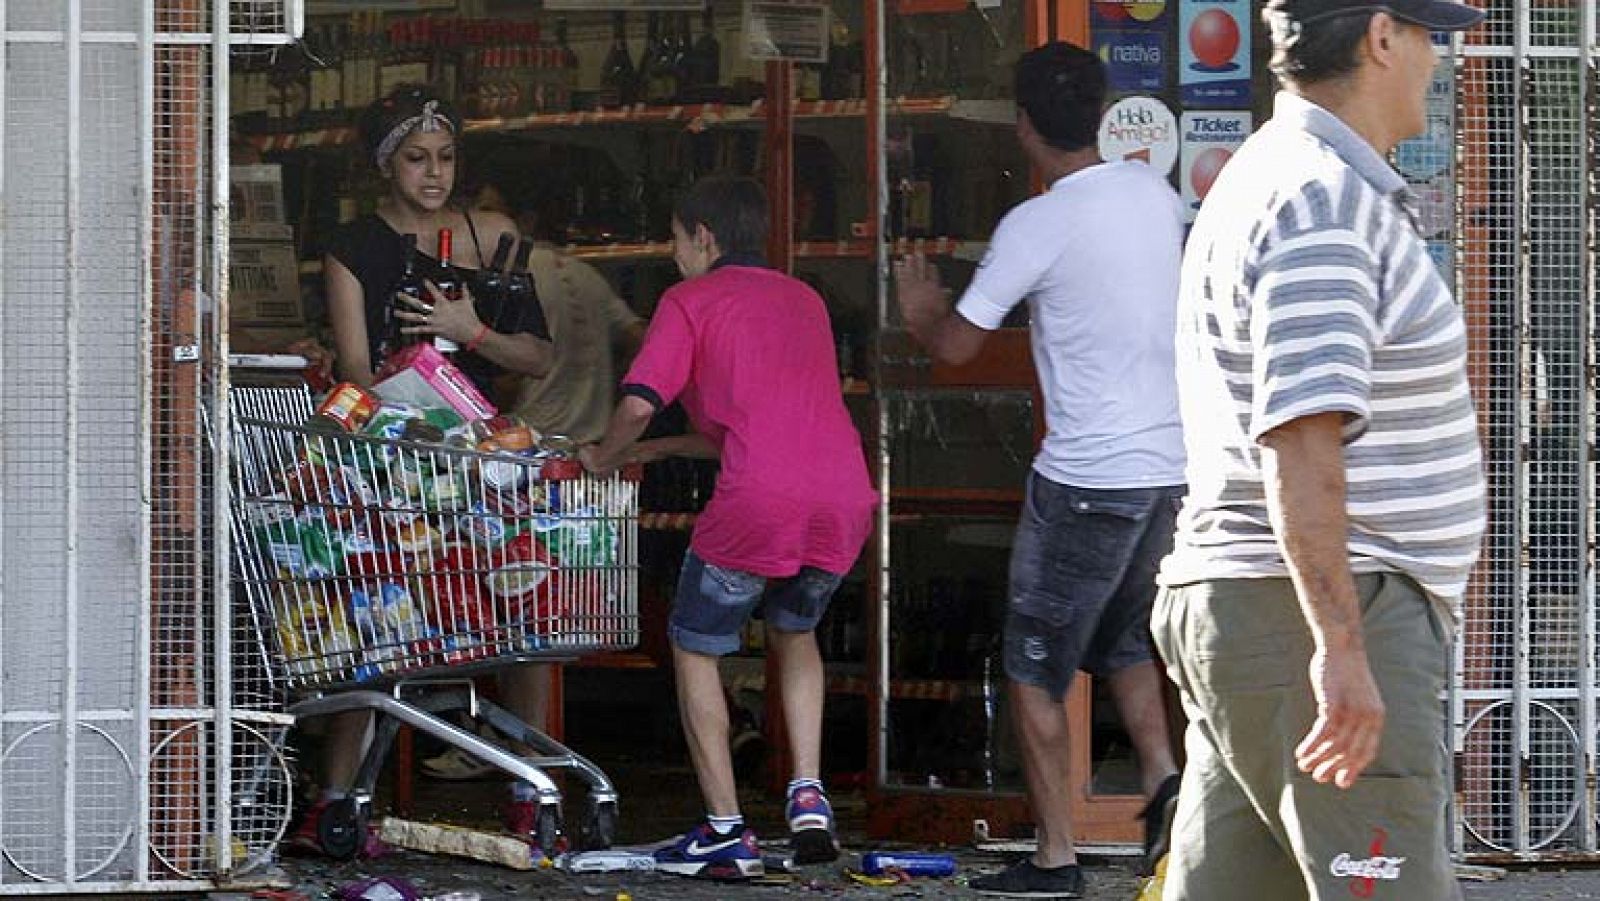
[894,42,1186,899]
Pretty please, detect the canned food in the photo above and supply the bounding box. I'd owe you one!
[481,455,528,492]
[538,434,578,458]
[401,418,446,445]
[313,382,381,432]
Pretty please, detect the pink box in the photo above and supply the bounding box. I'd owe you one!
[373,343,497,421]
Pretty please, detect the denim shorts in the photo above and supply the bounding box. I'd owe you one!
[1003,472,1183,699]
[670,550,845,656]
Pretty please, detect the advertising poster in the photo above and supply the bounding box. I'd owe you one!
[1094,29,1166,93]
[1179,111,1250,222]
[1397,50,1455,278]
[1179,0,1250,107]
[1091,1,1169,92]
[1395,57,1454,182]
[1098,96,1179,177]
[743,0,831,64]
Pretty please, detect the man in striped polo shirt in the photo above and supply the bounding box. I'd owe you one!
[1155,1,1486,898]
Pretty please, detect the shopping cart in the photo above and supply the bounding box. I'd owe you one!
[226,356,639,858]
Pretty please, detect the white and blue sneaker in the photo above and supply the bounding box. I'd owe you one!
[786,785,839,864]
[653,821,765,879]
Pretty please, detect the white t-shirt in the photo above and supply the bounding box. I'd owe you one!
[955,161,1186,489]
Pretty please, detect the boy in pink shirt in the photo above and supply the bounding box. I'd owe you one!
[581,176,875,879]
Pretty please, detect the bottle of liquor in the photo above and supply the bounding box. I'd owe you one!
[600,11,637,107]
[340,11,363,112]
[432,228,462,353]
[555,18,580,113]
[670,13,693,99]
[640,13,673,105]
[687,5,721,91]
[388,233,424,354]
[475,232,516,302]
[430,17,459,107]
[505,237,549,340]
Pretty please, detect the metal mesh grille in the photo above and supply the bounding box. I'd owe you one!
[1457,50,1518,704]
[1453,2,1597,859]
[85,0,140,33]
[148,719,290,880]
[1,0,293,889]
[1524,54,1585,694]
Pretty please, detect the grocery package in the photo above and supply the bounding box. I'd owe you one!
[372,343,497,421]
[246,386,626,685]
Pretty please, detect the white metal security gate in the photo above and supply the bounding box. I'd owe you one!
[1447,0,1600,862]
[0,0,300,892]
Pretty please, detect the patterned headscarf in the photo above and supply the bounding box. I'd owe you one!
[374,98,456,170]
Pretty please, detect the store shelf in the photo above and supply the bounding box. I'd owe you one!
[639,511,697,531]
[728,665,973,703]
[795,237,987,261]
[892,487,1024,504]
[293,239,984,273]
[245,96,982,153]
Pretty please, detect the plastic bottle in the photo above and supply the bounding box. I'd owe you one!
[860,850,957,878]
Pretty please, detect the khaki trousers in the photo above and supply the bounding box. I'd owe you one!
[1152,573,1460,901]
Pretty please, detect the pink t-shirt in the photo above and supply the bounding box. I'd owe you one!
[623,264,877,577]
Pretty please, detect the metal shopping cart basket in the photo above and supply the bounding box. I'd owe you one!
[225,356,639,858]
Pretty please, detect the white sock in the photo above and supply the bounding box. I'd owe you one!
[707,813,744,836]
[787,777,823,798]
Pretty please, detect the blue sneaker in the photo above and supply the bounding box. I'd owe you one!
[653,821,765,879]
[786,786,839,864]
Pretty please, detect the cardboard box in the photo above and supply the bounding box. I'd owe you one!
[374,342,498,421]
[230,239,306,329]
[229,164,293,241]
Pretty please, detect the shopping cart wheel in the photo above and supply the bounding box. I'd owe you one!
[318,797,368,861]
[534,803,563,854]
[579,800,618,851]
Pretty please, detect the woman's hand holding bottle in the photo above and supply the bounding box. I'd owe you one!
[394,280,483,347]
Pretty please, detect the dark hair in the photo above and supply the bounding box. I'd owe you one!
[357,84,461,170]
[1014,42,1105,153]
[1266,9,1378,88]
[673,175,768,256]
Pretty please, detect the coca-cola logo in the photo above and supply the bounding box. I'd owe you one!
[1330,828,1406,897]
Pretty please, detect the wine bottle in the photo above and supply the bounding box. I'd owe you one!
[506,237,549,341]
[389,233,424,353]
[601,12,637,107]
[640,13,675,105]
[433,228,462,353]
[670,13,692,99]
[475,232,516,302]
[689,5,721,90]
[556,18,580,113]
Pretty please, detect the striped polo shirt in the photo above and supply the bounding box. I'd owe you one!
[1158,92,1485,619]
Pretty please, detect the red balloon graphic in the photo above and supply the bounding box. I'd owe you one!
[1189,8,1240,69]
[1190,147,1233,200]
[1094,0,1131,21]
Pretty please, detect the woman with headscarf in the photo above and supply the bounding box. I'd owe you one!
[295,86,556,855]
[324,84,550,391]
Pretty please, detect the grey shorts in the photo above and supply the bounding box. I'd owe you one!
[1152,573,1459,901]
[1002,473,1183,699]
[669,550,843,657]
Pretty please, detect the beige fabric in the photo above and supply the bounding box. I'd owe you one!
[1153,574,1460,901]
[508,246,642,443]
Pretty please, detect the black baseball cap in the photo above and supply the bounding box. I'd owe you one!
[1265,0,1485,31]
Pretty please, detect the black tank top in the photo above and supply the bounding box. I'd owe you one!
[325,212,545,392]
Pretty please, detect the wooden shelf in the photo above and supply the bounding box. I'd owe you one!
[727,666,973,703]
[245,96,974,153]
[294,240,983,271]
[638,511,697,531]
